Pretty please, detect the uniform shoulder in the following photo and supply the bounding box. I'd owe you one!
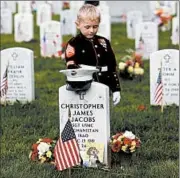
[95,35,109,42]
[67,34,82,46]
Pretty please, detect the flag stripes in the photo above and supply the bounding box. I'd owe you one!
[154,69,163,104]
[54,119,81,171]
[0,65,8,98]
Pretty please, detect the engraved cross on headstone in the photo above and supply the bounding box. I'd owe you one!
[79,91,86,100]
[11,52,18,61]
[164,54,170,63]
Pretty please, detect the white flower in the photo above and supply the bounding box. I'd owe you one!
[37,142,51,156]
[119,62,127,70]
[123,130,135,139]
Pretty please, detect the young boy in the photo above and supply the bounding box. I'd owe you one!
[65,4,121,106]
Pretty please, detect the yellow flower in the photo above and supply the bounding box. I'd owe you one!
[46,151,52,158]
[134,62,140,68]
[119,62,127,70]
[139,68,144,75]
[127,66,134,74]
[113,139,117,143]
[39,156,46,163]
[131,141,136,146]
[121,145,128,152]
[37,138,42,144]
[117,136,124,141]
[130,145,136,151]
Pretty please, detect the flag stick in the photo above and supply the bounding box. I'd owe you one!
[160,60,164,113]
[161,97,164,113]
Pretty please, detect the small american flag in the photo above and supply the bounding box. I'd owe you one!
[42,32,46,56]
[154,69,163,105]
[0,64,8,98]
[54,119,81,171]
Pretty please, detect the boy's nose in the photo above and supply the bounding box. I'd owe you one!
[89,27,94,33]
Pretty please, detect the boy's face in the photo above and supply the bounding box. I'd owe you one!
[76,18,100,39]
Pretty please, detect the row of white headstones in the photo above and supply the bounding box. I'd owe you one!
[0,47,179,106]
[1,1,179,59]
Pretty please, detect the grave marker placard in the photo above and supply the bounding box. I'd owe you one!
[0,47,35,104]
[59,82,110,167]
[150,49,179,106]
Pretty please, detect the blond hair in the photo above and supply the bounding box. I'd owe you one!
[77,4,101,22]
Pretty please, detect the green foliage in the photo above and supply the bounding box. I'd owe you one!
[0,13,179,178]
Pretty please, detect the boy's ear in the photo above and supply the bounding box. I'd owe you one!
[75,21,80,29]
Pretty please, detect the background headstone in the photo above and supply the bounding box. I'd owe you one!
[97,2,111,40]
[40,20,62,57]
[14,13,34,42]
[135,22,158,59]
[0,8,13,34]
[36,3,52,26]
[59,82,110,167]
[0,47,35,104]
[1,1,16,13]
[150,49,179,106]
[126,10,143,39]
[18,1,32,13]
[60,9,77,36]
[171,17,179,45]
[52,1,63,15]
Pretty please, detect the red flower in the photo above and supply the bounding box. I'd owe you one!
[30,151,38,161]
[123,138,132,145]
[41,138,53,143]
[32,143,38,151]
[137,105,146,111]
[111,140,121,152]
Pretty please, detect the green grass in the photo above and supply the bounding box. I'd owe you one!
[0,13,179,178]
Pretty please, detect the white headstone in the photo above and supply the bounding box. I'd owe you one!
[0,47,35,104]
[69,1,84,15]
[126,10,143,39]
[14,13,34,42]
[36,3,52,26]
[150,49,179,106]
[135,22,158,59]
[1,1,16,13]
[0,8,12,34]
[60,9,77,36]
[171,17,179,45]
[40,20,62,57]
[59,82,110,167]
[97,3,111,40]
[52,1,63,15]
[18,1,32,13]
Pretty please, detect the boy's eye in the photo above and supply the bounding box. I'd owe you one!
[85,26,90,29]
[93,26,99,28]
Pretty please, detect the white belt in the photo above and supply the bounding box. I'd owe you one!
[97,66,108,72]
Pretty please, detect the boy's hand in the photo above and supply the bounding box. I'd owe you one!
[113,92,121,106]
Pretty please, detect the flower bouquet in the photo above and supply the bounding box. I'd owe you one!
[29,138,56,164]
[110,130,141,154]
[110,131,141,167]
[152,7,172,31]
[118,49,144,80]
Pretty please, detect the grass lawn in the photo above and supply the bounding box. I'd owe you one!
[0,12,179,178]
